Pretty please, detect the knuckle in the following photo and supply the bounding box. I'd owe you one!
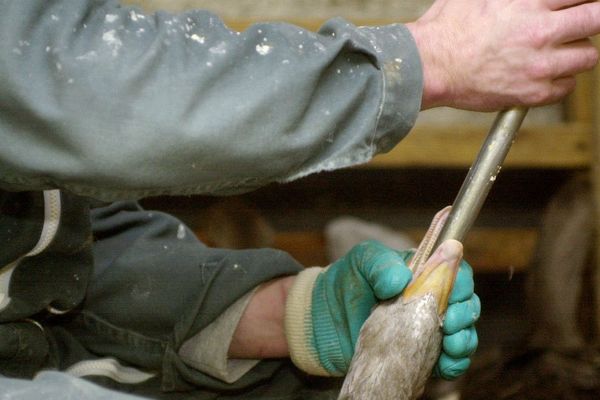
[518,85,553,106]
[472,294,482,318]
[526,58,552,80]
[525,23,551,49]
[443,327,478,358]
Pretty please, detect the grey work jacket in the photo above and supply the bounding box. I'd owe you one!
[0,0,423,398]
[0,0,422,200]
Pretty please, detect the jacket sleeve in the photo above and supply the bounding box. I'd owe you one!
[0,0,422,201]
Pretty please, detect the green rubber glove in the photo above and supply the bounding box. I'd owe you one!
[285,239,413,376]
[434,258,481,379]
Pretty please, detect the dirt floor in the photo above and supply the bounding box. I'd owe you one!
[456,273,600,400]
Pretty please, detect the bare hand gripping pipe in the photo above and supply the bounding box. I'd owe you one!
[339,107,529,400]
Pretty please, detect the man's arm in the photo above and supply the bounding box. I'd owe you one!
[0,1,421,200]
[227,240,479,380]
[228,275,295,359]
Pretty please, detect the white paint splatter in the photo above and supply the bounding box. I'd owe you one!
[282,59,290,64]
[206,61,213,67]
[190,34,205,44]
[51,15,59,21]
[209,42,227,55]
[102,30,123,56]
[129,10,143,22]
[105,14,118,23]
[45,46,51,52]
[177,224,186,239]
[76,51,97,61]
[56,62,62,71]
[314,42,326,52]
[255,43,272,55]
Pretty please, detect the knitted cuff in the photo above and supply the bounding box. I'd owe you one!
[284,267,331,376]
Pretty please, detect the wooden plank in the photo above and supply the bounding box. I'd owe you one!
[273,231,329,267]
[223,18,399,33]
[367,122,591,168]
[591,37,600,342]
[271,228,538,273]
[565,71,594,123]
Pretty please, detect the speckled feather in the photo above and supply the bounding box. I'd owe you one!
[338,294,442,400]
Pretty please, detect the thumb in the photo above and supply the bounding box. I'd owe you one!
[364,247,413,300]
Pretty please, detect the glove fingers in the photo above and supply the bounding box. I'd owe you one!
[435,352,472,380]
[442,326,478,358]
[449,259,474,303]
[358,241,412,300]
[443,293,481,334]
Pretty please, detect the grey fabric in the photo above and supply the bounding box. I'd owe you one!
[0,190,93,322]
[0,199,309,398]
[0,0,422,201]
[0,191,45,266]
[63,201,304,393]
[0,371,148,400]
[0,366,343,400]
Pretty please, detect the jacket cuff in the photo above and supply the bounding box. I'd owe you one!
[357,23,423,154]
[284,267,331,376]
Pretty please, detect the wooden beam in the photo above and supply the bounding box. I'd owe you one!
[368,122,591,168]
[223,18,399,33]
[591,37,600,342]
[565,71,594,123]
[272,228,538,273]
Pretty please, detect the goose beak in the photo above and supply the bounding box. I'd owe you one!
[402,240,462,316]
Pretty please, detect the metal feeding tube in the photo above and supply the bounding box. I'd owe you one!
[433,107,529,247]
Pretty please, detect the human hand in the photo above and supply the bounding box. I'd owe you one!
[406,0,600,111]
[284,240,413,376]
[434,257,480,379]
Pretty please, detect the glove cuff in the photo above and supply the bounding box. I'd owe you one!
[284,267,331,377]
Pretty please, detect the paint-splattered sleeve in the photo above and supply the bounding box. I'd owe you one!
[0,0,422,201]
